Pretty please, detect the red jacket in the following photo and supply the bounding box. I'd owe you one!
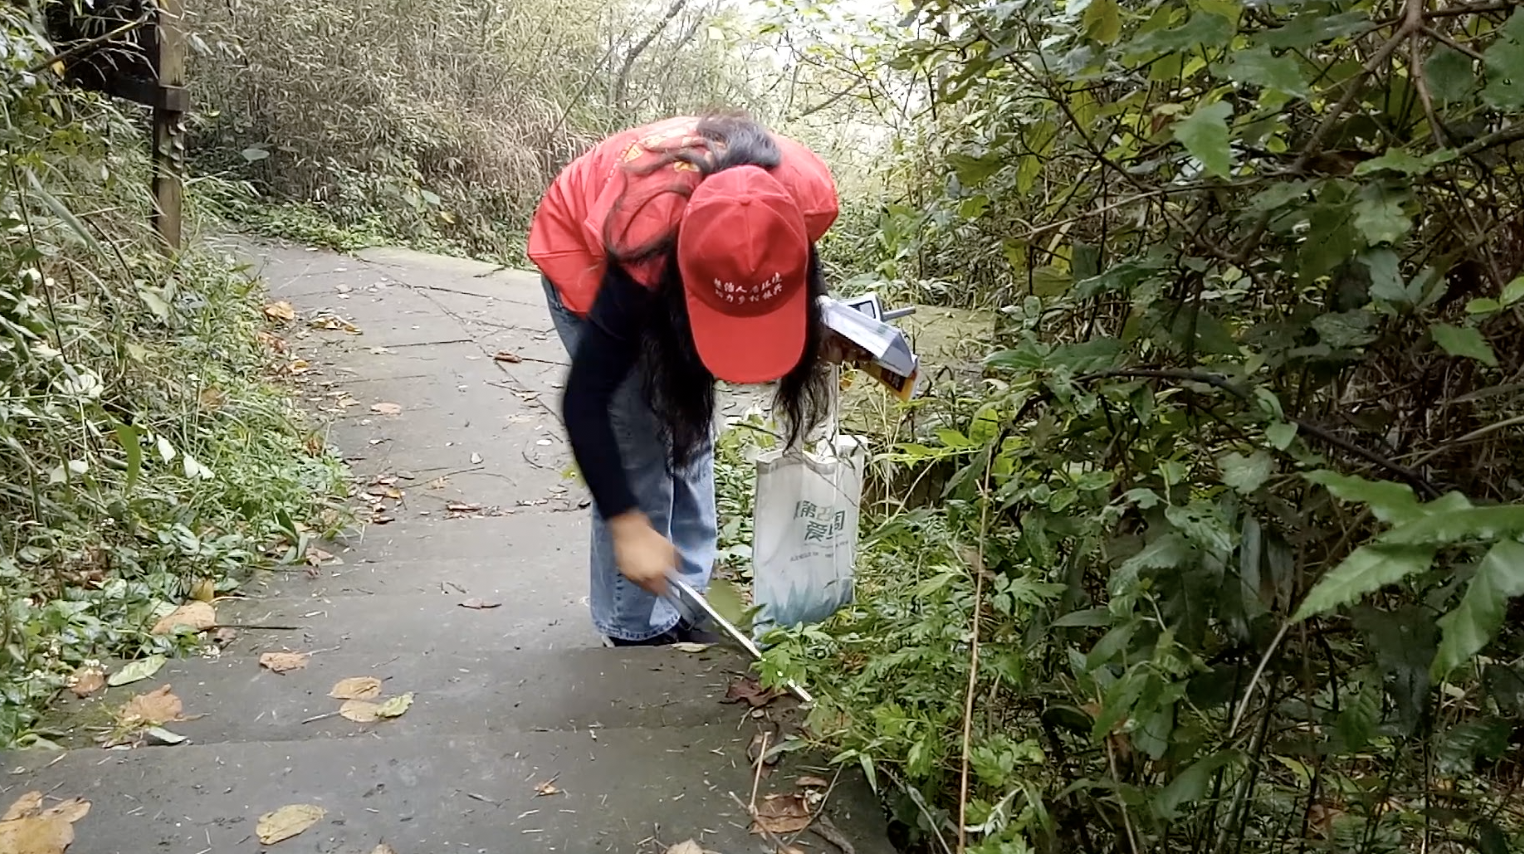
[527,116,839,315]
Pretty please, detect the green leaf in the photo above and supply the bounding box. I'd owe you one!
[1260,11,1369,51]
[1153,750,1243,820]
[1173,101,1234,179]
[1266,421,1297,450]
[1128,11,1235,55]
[108,654,168,687]
[1467,298,1502,315]
[1292,544,1437,622]
[1082,0,1121,44]
[1502,275,1524,306]
[1312,310,1377,349]
[375,692,415,718]
[1052,607,1112,628]
[1114,532,1190,595]
[1382,504,1524,546]
[1165,501,1234,553]
[1304,470,1424,524]
[1336,676,1381,752]
[1361,248,1412,305]
[1426,44,1475,105]
[115,423,142,491]
[1218,451,1273,494]
[1433,541,1524,677]
[1431,323,1499,366]
[1219,46,1308,96]
[1353,148,1454,177]
[1481,10,1524,110]
[1353,185,1411,245]
[1436,717,1514,775]
[947,151,1005,187]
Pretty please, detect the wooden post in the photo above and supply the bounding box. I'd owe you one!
[149,0,186,251]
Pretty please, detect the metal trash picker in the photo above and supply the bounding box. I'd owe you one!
[664,574,815,705]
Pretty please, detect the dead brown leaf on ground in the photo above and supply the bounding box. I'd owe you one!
[458,598,500,610]
[492,350,523,363]
[259,652,310,674]
[533,779,560,797]
[329,676,382,700]
[263,301,296,322]
[118,685,184,727]
[310,315,360,333]
[151,601,216,635]
[70,667,105,698]
[255,804,325,845]
[751,792,812,835]
[370,402,403,416]
[339,700,381,723]
[0,791,90,854]
[723,675,782,708]
[665,842,713,854]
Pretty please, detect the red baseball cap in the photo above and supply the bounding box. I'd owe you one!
[677,166,811,384]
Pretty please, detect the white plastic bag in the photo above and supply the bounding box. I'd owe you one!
[750,433,867,640]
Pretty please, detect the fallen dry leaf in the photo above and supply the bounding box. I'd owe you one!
[723,675,782,708]
[310,315,360,333]
[372,846,398,854]
[751,792,812,835]
[151,600,216,635]
[329,676,382,700]
[189,578,216,602]
[70,667,106,698]
[304,547,336,567]
[263,301,296,322]
[256,804,326,845]
[2,793,41,822]
[375,693,414,718]
[665,842,705,854]
[287,358,311,374]
[370,402,403,416]
[533,779,560,797]
[339,700,381,723]
[118,685,184,727]
[795,775,830,789]
[458,598,500,610]
[0,791,90,854]
[492,350,523,363]
[671,642,712,653]
[259,652,310,674]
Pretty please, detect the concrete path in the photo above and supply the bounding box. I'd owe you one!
[1,241,892,853]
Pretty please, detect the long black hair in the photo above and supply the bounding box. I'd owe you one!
[603,112,833,470]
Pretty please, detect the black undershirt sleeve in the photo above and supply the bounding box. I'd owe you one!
[560,267,655,520]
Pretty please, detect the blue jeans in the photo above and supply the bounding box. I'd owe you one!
[541,278,718,642]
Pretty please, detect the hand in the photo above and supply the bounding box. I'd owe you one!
[821,331,871,366]
[608,512,675,596]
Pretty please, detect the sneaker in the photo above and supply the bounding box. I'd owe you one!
[607,629,680,647]
[675,620,721,645]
